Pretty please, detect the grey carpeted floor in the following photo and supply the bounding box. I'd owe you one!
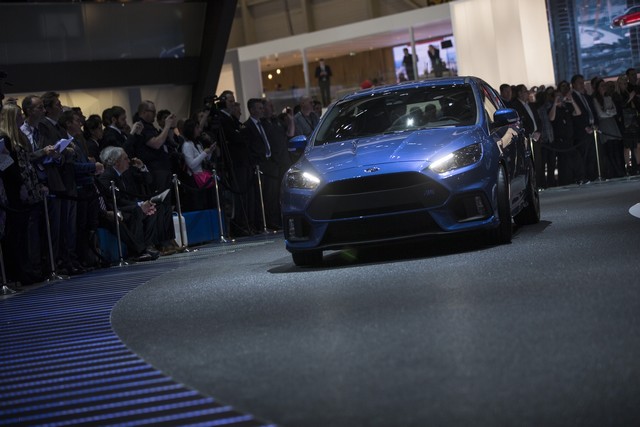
[111,178,640,427]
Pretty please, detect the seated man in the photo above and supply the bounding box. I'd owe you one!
[97,146,162,262]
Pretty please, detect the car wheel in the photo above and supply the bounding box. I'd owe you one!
[514,158,541,225]
[487,165,512,245]
[292,251,323,267]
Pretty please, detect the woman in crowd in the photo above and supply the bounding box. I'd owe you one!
[181,118,216,184]
[180,118,217,209]
[0,103,53,285]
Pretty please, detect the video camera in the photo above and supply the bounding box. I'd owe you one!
[203,94,219,111]
[201,93,226,133]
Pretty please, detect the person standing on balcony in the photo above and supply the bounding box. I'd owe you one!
[402,47,417,81]
[315,59,332,107]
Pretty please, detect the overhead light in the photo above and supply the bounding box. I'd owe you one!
[268,74,273,80]
[276,69,281,74]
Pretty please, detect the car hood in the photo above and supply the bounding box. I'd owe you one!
[305,127,478,175]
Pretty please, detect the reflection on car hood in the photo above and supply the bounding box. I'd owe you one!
[307,127,476,175]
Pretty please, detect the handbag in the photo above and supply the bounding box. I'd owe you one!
[193,170,213,189]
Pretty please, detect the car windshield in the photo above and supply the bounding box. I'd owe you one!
[314,83,477,145]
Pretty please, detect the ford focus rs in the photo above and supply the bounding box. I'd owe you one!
[281,76,540,266]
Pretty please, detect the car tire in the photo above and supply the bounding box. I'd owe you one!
[514,158,541,225]
[292,251,323,267]
[487,165,512,245]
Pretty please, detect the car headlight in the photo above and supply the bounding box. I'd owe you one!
[429,143,482,174]
[286,168,321,190]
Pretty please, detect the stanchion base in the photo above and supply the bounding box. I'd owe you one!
[219,236,236,243]
[262,228,280,235]
[46,273,69,282]
[2,285,17,295]
[180,247,197,253]
[115,260,130,267]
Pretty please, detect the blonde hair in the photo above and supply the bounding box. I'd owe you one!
[0,103,29,151]
[615,75,629,96]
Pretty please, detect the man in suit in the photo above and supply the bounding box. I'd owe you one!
[512,85,541,141]
[242,98,281,231]
[97,146,160,262]
[499,84,514,106]
[58,110,104,270]
[571,74,598,182]
[315,59,332,107]
[37,91,73,274]
[100,106,129,151]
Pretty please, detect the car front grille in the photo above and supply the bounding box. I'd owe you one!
[307,172,448,220]
[321,211,441,246]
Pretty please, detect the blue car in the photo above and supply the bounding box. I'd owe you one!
[281,76,540,266]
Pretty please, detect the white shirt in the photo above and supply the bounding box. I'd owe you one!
[181,139,210,174]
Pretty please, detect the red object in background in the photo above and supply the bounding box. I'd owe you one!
[360,79,373,89]
[611,6,640,28]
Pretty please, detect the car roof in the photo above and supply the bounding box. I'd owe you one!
[340,76,481,102]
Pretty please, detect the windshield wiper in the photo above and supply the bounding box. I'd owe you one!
[383,129,412,135]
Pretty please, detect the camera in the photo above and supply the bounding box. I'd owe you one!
[201,94,223,131]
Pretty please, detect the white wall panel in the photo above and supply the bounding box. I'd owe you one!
[518,0,555,87]
[451,0,555,88]
[8,86,192,128]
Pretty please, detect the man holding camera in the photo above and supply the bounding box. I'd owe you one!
[131,100,178,253]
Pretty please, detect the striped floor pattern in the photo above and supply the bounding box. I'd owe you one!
[0,244,274,426]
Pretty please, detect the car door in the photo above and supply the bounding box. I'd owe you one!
[480,82,527,198]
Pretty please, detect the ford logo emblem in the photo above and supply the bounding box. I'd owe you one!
[364,167,380,173]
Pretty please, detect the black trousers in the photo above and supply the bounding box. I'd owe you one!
[76,185,100,265]
[99,207,158,257]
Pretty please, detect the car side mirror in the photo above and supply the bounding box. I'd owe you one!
[494,108,519,127]
[288,135,308,154]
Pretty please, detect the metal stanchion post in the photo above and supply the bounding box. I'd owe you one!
[172,174,192,252]
[212,168,234,243]
[43,196,68,281]
[110,181,128,267]
[255,165,276,235]
[593,129,603,181]
[0,245,16,295]
[255,165,269,234]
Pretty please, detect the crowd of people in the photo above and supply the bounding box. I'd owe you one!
[0,87,324,288]
[499,68,640,189]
